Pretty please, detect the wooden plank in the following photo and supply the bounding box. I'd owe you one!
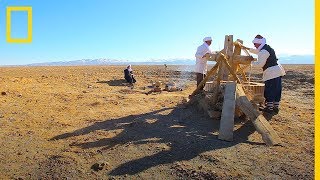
[218,82,237,141]
[235,84,282,146]
[190,60,220,97]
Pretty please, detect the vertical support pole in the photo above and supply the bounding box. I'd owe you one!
[218,82,237,141]
[217,35,234,82]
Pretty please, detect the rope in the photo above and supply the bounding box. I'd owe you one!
[248,62,253,82]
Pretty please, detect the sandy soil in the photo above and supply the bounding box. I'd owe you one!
[0,65,314,179]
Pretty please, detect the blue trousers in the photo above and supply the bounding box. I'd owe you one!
[264,76,282,103]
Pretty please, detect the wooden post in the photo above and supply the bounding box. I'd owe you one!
[235,84,282,146]
[232,39,248,82]
[233,39,242,72]
[217,35,234,83]
[218,82,236,141]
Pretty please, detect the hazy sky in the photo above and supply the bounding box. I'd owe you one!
[0,0,315,65]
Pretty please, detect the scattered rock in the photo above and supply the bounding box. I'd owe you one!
[91,162,109,172]
[14,176,25,180]
[17,94,23,97]
[82,90,89,93]
[1,92,7,95]
[0,115,4,118]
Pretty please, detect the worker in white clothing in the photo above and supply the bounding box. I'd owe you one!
[247,35,286,114]
[195,37,212,90]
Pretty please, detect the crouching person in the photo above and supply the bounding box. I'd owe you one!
[124,65,136,85]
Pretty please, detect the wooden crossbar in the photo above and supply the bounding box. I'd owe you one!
[190,60,220,97]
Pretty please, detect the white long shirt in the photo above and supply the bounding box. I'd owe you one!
[195,43,212,74]
[249,48,286,81]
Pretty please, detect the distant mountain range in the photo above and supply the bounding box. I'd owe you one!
[26,58,197,66]
[278,54,314,64]
[20,54,314,66]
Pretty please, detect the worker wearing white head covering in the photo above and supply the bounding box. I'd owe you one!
[124,64,136,85]
[249,35,286,114]
[203,37,212,42]
[127,64,132,72]
[252,37,266,51]
[194,36,213,90]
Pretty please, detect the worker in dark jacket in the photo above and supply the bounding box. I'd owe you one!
[249,35,286,114]
[124,65,136,85]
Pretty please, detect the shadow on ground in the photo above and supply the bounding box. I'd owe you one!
[97,79,128,86]
[51,105,260,176]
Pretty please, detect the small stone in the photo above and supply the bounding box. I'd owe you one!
[1,92,7,95]
[17,94,22,97]
[0,115,4,118]
[91,162,107,172]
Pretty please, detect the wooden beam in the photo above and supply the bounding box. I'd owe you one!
[235,84,282,146]
[233,55,255,64]
[220,53,241,83]
[240,68,249,82]
[233,39,243,56]
[233,39,242,72]
[234,40,251,56]
[218,82,236,141]
[190,60,220,97]
[207,53,219,61]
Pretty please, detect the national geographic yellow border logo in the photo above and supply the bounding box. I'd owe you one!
[6,6,32,43]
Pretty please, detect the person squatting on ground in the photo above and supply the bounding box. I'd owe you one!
[124,65,136,85]
[248,35,286,114]
[194,36,213,91]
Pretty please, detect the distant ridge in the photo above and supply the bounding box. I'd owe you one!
[17,54,314,66]
[26,58,196,66]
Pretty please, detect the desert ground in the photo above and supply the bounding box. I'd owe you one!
[0,64,314,179]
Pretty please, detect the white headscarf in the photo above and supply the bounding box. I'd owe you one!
[203,37,212,42]
[252,37,266,50]
[127,65,132,72]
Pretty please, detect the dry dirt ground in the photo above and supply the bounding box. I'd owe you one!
[0,65,314,179]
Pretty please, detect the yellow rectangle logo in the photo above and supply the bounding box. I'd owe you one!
[6,6,33,43]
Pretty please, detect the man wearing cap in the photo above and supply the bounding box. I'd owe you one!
[248,35,286,114]
[195,37,212,90]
